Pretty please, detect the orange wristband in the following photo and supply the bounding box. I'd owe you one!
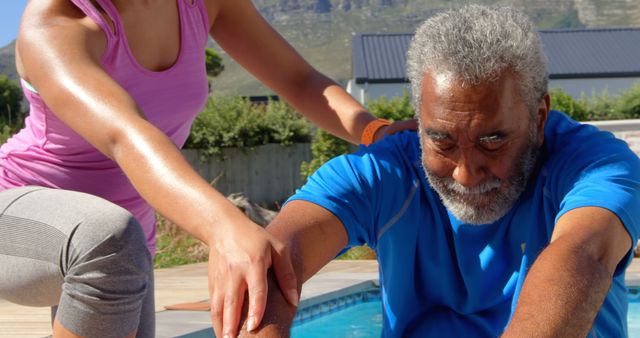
[360,118,391,145]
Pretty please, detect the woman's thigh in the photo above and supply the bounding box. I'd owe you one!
[0,186,154,337]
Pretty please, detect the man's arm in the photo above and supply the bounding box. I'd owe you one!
[502,206,632,337]
[238,200,350,337]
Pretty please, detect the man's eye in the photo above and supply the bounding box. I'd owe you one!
[432,140,455,152]
[479,136,505,151]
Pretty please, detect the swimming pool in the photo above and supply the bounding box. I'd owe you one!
[291,288,382,338]
[180,286,640,337]
[293,287,640,338]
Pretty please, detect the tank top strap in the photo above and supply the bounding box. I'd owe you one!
[69,0,117,43]
[190,0,211,34]
[93,0,126,38]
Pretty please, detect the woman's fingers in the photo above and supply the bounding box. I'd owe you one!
[374,118,419,142]
[207,222,290,337]
[222,275,246,338]
[209,256,225,338]
[272,243,299,307]
[211,288,225,338]
[245,265,270,332]
[387,119,419,134]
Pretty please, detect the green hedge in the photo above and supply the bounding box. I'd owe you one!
[184,96,311,160]
[549,85,640,121]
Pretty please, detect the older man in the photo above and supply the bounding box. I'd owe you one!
[237,5,640,338]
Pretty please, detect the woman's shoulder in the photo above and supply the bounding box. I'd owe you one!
[17,0,107,78]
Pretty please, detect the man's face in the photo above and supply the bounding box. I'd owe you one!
[419,72,547,225]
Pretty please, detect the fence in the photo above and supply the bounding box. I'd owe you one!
[182,143,311,205]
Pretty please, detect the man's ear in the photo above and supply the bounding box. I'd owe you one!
[535,93,550,146]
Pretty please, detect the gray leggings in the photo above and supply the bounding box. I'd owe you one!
[0,186,154,337]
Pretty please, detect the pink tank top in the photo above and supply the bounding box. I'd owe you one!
[0,0,210,254]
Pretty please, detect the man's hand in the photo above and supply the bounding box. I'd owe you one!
[502,206,631,337]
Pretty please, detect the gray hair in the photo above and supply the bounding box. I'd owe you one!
[406,5,548,115]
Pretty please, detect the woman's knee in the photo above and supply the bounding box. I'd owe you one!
[63,201,152,291]
[57,202,153,334]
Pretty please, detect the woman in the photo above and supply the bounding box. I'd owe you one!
[0,0,410,337]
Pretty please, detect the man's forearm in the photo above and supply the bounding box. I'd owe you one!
[502,239,612,337]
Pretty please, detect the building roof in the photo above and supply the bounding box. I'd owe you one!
[351,27,640,84]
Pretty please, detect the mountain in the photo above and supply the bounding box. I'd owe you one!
[2,0,639,95]
[211,0,640,96]
[0,41,17,82]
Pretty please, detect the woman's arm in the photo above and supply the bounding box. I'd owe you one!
[18,2,297,337]
[206,0,390,145]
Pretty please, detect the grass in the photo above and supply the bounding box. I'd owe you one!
[153,214,208,269]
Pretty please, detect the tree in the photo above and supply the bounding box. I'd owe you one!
[205,47,224,92]
[205,47,224,78]
[0,75,22,125]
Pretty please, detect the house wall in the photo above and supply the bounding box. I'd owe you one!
[549,77,640,99]
[346,80,410,105]
[348,78,640,105]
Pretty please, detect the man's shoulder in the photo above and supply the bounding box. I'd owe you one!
[313,131,421,184]
[354,130,421,164]
[543,111,633,162]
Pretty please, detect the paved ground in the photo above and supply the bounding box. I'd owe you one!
[0,260,378,338]
[1,258,638,337]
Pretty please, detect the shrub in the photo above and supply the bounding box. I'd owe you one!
[299,129,351,179]
[549,88,589,121]
[205,47,224,78]
[264,99,311,146]
[549,86,640,121]
[185,96,311,160]
[584,89,624,121]
[615,83,640,119]
[367,91,415,121]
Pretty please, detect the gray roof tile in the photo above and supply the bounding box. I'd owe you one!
[352,27,640,83]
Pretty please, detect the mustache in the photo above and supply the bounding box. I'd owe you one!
[442,176,502,195]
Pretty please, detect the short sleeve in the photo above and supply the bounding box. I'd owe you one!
[550,121,640,274]
[286,132,421,249]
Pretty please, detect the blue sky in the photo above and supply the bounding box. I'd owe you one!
[0,1,29,47]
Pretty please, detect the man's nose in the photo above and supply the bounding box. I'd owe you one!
[452,151,486,188]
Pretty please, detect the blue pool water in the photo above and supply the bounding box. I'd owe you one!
[292,288,640,338]
[629,302,640,337]
[292,301,383,338]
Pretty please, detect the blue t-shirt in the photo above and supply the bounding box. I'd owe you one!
[288,111,640,337]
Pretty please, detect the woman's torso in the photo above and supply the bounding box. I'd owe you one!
[2,0,212,252]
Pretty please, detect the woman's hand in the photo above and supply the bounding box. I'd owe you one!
[373,119,419,143]
[208,217,298,338]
